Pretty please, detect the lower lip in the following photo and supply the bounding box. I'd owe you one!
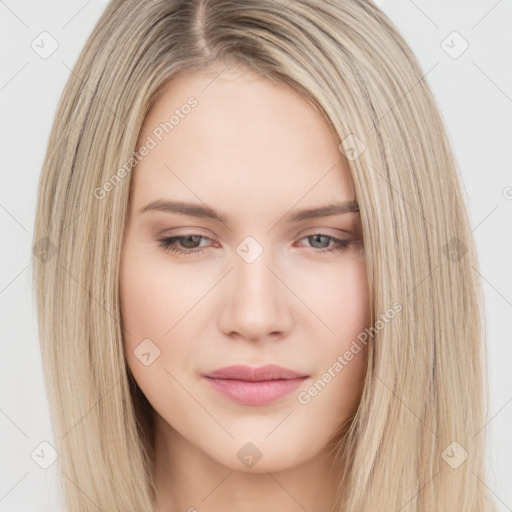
[203,377,307,405]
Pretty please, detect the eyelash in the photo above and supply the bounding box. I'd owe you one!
[157,233,354,256]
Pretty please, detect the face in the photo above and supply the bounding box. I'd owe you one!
[120,66,371,473]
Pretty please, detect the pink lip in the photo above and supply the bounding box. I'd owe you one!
[202,364,309,406]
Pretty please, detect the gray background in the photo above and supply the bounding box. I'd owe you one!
[1,0,511,510]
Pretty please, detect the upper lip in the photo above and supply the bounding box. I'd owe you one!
[202,364,308,381]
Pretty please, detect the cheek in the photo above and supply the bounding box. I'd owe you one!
[307,255,371,346]
[119,244,191,413]
[119,243,204,342]
[334,262,370,336]
[119,240,216,387]
[120,257,167,343]
[307,259,370,399]
[119,243,179,376]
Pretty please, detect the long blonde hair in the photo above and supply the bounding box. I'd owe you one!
[31,0,496,510]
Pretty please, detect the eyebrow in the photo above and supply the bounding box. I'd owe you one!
[138,199,359,223]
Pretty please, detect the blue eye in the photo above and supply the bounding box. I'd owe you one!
[157,233,358,256]
[298,234,351,253]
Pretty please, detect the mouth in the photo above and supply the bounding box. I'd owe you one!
[201,364,309,406]
[203,376,308,405]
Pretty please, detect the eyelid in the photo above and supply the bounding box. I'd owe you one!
[159,227,355,243]
[157,230,362,256]
[157,226,216,239]
[294,226,356,240]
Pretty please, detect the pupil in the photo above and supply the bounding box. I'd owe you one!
[182,235,201,248]
[311,235,328,248]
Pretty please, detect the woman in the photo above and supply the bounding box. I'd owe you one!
[32,0,496,510]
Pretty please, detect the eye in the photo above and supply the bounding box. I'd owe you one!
[157,233,359,256]
[157,234,212,255]
[295,234,352,253]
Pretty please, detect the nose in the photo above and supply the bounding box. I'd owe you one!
[217,247,293,342]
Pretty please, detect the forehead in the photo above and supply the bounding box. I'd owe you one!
[130,68,355,219]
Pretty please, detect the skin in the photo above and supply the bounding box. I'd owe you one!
[119,65,371,512]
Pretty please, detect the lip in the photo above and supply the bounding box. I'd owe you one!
[202,364,308,381]
[201,364,309,406]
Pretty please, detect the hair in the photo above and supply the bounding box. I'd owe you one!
[31,0,496,510]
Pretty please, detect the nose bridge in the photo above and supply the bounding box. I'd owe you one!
[235,241,280,312]
[221,236,290,338]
